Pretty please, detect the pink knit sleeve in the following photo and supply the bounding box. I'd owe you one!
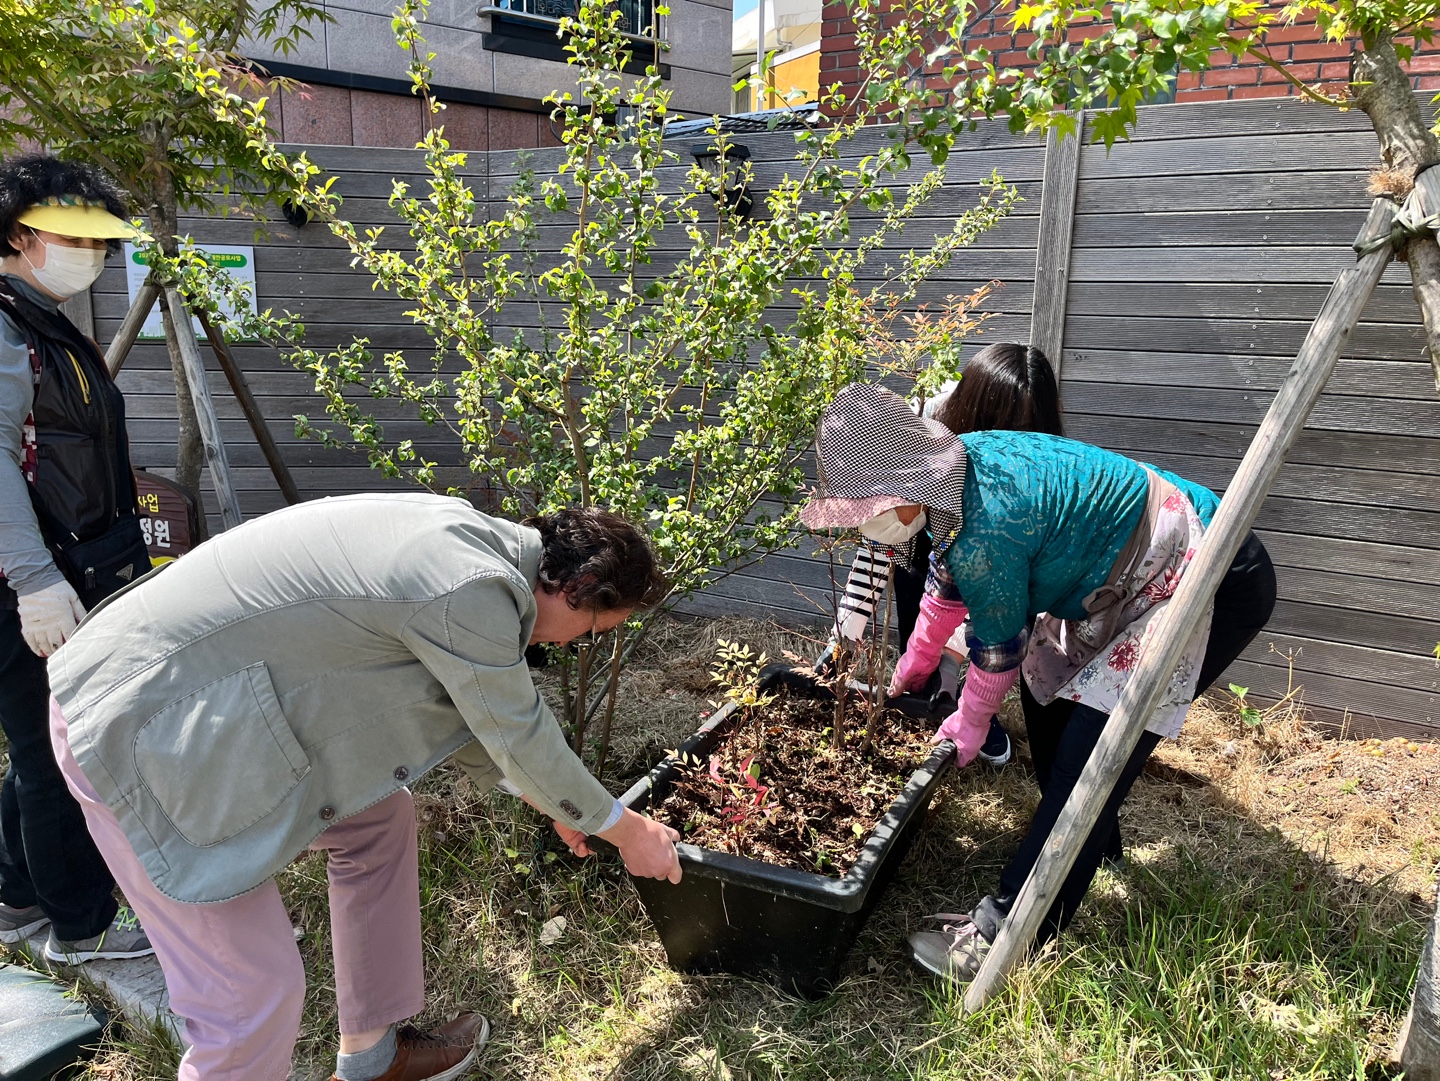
[934,666,1018,766]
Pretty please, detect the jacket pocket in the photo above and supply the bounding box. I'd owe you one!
[134,663,310,848]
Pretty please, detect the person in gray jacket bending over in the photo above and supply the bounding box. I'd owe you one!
[46,493,680,1081]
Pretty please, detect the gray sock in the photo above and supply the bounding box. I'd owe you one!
[938,654,962,699]
[335,1024,398,1081]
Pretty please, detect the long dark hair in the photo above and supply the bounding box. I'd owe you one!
[933,342,1064,437]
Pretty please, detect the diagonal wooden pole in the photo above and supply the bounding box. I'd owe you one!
[106,278,160,377]
[195,310,302,506]
[962,194,1402,1014]
[160,286,245,531]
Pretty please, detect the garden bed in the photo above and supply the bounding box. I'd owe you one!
[619,669,954,997]
[650,688,936,875]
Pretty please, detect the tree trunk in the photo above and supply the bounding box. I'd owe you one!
[1399,890,1440,1080]
[1352,33,1440,1076]
[147,197,205,498]
[1353,31,1440,393]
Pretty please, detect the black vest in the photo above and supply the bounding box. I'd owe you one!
[0,277,144,606]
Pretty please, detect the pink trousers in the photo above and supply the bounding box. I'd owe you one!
[50,698,427,1080]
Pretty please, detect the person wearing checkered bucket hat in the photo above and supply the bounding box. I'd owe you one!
[802,380,1278,986]
[811,343,1068,771]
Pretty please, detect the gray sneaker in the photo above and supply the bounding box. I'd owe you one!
[0,902,49,944]
[45,906,155,963]
[908,912,990,986]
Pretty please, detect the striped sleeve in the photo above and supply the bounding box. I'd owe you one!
[833,545,892,643]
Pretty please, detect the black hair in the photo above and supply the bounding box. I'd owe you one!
[933,342,1064,438]
[523,507,669,611]
[0,155,132,257]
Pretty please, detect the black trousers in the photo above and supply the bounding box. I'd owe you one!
[0,610,117,939]
[970,531,1278,945]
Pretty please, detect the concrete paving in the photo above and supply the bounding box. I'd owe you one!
[3,925,181,1044]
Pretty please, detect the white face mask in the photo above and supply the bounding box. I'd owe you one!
[23,236,106,299]
[859,507,926,545]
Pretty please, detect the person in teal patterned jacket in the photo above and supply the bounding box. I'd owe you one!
[802,380,1276,987]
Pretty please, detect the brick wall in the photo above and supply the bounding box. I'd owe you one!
[820,3,1440,109]
[268,85,564,151]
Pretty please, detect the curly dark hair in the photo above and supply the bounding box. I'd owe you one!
[0,155,132,257]
[524,507,669,612]
[933,342,1064,438]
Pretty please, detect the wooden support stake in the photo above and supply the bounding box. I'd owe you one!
[1399,890,1440,1078]
[1028,119,1083,376]
[963,195,1401,1014]
[1398,163,1440,1081]
[161,285,245,531]
[195,310,302,506]
[106,280,160,377]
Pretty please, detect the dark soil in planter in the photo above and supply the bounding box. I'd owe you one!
[650,689,934,876]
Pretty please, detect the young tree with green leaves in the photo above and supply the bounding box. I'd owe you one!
[157,0,1015,766]
[0,0,326,495]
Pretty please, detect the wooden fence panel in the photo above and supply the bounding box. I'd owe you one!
[97,103,1440,737]
[1064,99,1439,737]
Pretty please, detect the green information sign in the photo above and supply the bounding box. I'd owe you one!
[123,243,257,340]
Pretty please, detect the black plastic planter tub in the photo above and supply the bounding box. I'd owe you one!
[619,671,955,998]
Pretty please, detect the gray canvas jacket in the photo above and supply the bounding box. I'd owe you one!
[48,493,618,904]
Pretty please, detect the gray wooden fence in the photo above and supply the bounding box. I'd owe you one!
[90,97,1439,740]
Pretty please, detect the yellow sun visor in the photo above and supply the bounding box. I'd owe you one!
[18,199,141,240]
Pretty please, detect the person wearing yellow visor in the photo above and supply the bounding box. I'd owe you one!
[0,155,155,964]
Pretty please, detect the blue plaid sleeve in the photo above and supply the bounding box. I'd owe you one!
[924,549,963,602]
[965,625,1028,673]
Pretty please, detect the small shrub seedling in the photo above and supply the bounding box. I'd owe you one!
[1229,684,1266,728]
[708,754,773,856]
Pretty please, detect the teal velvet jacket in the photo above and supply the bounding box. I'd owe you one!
[941,430,1219,651]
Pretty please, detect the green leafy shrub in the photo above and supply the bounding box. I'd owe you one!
[179,0,1015,764]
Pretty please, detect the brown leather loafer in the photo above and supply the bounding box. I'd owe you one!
[332,1013,490,1081]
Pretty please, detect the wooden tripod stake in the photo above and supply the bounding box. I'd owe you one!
[159,285,244,531]
[196,309,302,507]
[962,192,1406,1014]
[103,278,302,523]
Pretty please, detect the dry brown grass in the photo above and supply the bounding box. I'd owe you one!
[1148,681,1439,909]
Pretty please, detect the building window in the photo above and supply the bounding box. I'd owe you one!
[479,0,668,76]
[484,0,666,41]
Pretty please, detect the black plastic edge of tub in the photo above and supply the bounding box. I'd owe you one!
[618,688,956,914]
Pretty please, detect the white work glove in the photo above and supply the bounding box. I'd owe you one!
[18,579,87,657]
